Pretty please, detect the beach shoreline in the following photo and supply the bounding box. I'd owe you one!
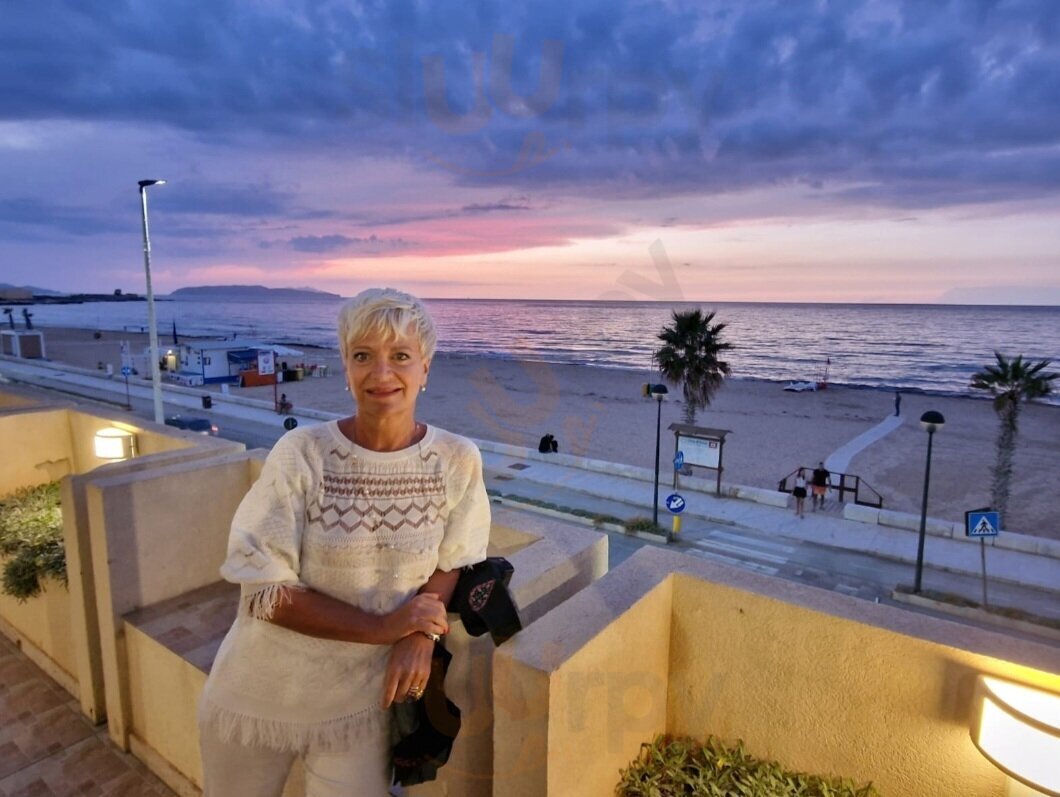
[32,325,1060,541]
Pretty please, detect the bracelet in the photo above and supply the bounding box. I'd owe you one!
[422,631,442,643]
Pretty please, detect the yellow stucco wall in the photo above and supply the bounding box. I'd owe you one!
[0,574,77,688]
[666,573,1060,797]
[493,562,674,797]
[548,578,672,797]
[0,409,73,491]
[125,623,207,788]
[494,548,1060,797]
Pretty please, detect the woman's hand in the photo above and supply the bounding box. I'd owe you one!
[383,592,449,642]
[382,633,434,709]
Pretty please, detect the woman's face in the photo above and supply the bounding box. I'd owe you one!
[344,332,429,418]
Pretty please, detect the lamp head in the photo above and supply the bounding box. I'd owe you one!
[650,383,669,400]
[94,427,137,461]
[920,410,945,433]
[971,675,1060,795]
[138,179,167,189]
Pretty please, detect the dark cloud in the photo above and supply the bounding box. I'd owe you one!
[459,199,533,214]
[0,197,128,236]
[2,0,1059,211]
[159,182,295,217]
[287,234,413,253]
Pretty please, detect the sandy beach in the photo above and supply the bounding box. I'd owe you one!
[38,326,1060,540]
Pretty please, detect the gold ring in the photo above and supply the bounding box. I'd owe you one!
[407,686,424,701]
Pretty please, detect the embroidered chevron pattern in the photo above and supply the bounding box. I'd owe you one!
[308,495,447,535]
[322,473,444,499]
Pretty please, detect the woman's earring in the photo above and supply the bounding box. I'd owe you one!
[420,384,427,393]
[345,383,350,392]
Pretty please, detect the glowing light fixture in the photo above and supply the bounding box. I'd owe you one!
[94,427,137,461]
[971,675,1060,796]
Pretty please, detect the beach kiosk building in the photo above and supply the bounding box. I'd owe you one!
[172,340,304,386]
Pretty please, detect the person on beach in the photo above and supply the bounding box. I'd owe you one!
[811,462,830,511]
[894,389,902,417]
[198,288,490,796]
[792,468,808,518]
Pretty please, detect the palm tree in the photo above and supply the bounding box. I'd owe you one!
[970,352,1057,523]
[656,309,733,426]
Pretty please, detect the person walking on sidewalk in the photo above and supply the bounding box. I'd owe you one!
[811,462,830,511]
[792,468,808,518]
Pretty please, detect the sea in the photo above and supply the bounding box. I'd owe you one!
[13,298,1060,403]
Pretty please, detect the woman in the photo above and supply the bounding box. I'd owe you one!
[792,468,807,518]
[198,288,491,796]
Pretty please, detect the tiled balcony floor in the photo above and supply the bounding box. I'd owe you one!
[124,580,239,675]
[0,633,175,797]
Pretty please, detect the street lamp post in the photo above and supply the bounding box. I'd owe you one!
[138,179,166,425]
[913,409,945,594]
[649,383,669,527]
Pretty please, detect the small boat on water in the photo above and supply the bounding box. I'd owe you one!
[783,381,818,392]
[784,356,830,392]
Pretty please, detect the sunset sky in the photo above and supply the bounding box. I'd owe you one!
[2,0,1058,304]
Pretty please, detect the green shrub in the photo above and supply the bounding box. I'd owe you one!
[617,735,879,797]
[623,516,667,535]
[0,482,66,601]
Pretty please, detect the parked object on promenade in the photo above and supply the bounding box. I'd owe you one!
[164,415,219,436]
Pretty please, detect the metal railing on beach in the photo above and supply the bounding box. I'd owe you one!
[778,467,884,509]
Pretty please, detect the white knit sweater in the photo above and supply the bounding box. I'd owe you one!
[199,420,491,753]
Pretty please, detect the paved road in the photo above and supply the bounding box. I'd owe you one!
[6,366,1058,643]
[485,467,1060,642]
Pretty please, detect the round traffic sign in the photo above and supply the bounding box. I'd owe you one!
[665,493,686,514]
[120,366,133,376]
[283,417,298,431]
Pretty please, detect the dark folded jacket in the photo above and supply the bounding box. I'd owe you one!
[391,557,522,787]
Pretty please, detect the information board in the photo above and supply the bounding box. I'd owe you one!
[680,436,721,469]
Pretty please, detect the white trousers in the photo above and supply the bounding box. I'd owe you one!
[199,722,393,797]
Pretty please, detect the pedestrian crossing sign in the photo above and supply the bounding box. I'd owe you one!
[965,509,1000,538]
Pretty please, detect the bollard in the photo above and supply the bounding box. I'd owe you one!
[671,515,681,536]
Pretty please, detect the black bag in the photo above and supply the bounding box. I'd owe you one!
[449,557,521,645]
[391,644,461,787]
[390,557,522,787]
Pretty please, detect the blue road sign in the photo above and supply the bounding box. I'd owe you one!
[283,417,299,431]
[673,451,685,470]
[966,509,1000,537]
[120,366,132,377]
[665,493,686,514]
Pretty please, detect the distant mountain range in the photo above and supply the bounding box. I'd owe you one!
[167,285,343,300]
[0,283,67,296]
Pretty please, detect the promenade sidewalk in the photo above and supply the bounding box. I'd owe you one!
[3,354,1058,598]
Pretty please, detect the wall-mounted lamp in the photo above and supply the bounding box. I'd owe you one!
[971,675,1060,796]
[94,427,137,461]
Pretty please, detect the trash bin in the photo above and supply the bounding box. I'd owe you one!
[202,394,213,409]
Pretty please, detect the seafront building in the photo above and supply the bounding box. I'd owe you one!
[0,381,1058,796]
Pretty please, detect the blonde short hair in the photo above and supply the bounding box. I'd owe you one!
[337,288,437,361]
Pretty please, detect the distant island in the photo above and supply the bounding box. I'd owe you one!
[0,285,144,305]
[168,285,344,301]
